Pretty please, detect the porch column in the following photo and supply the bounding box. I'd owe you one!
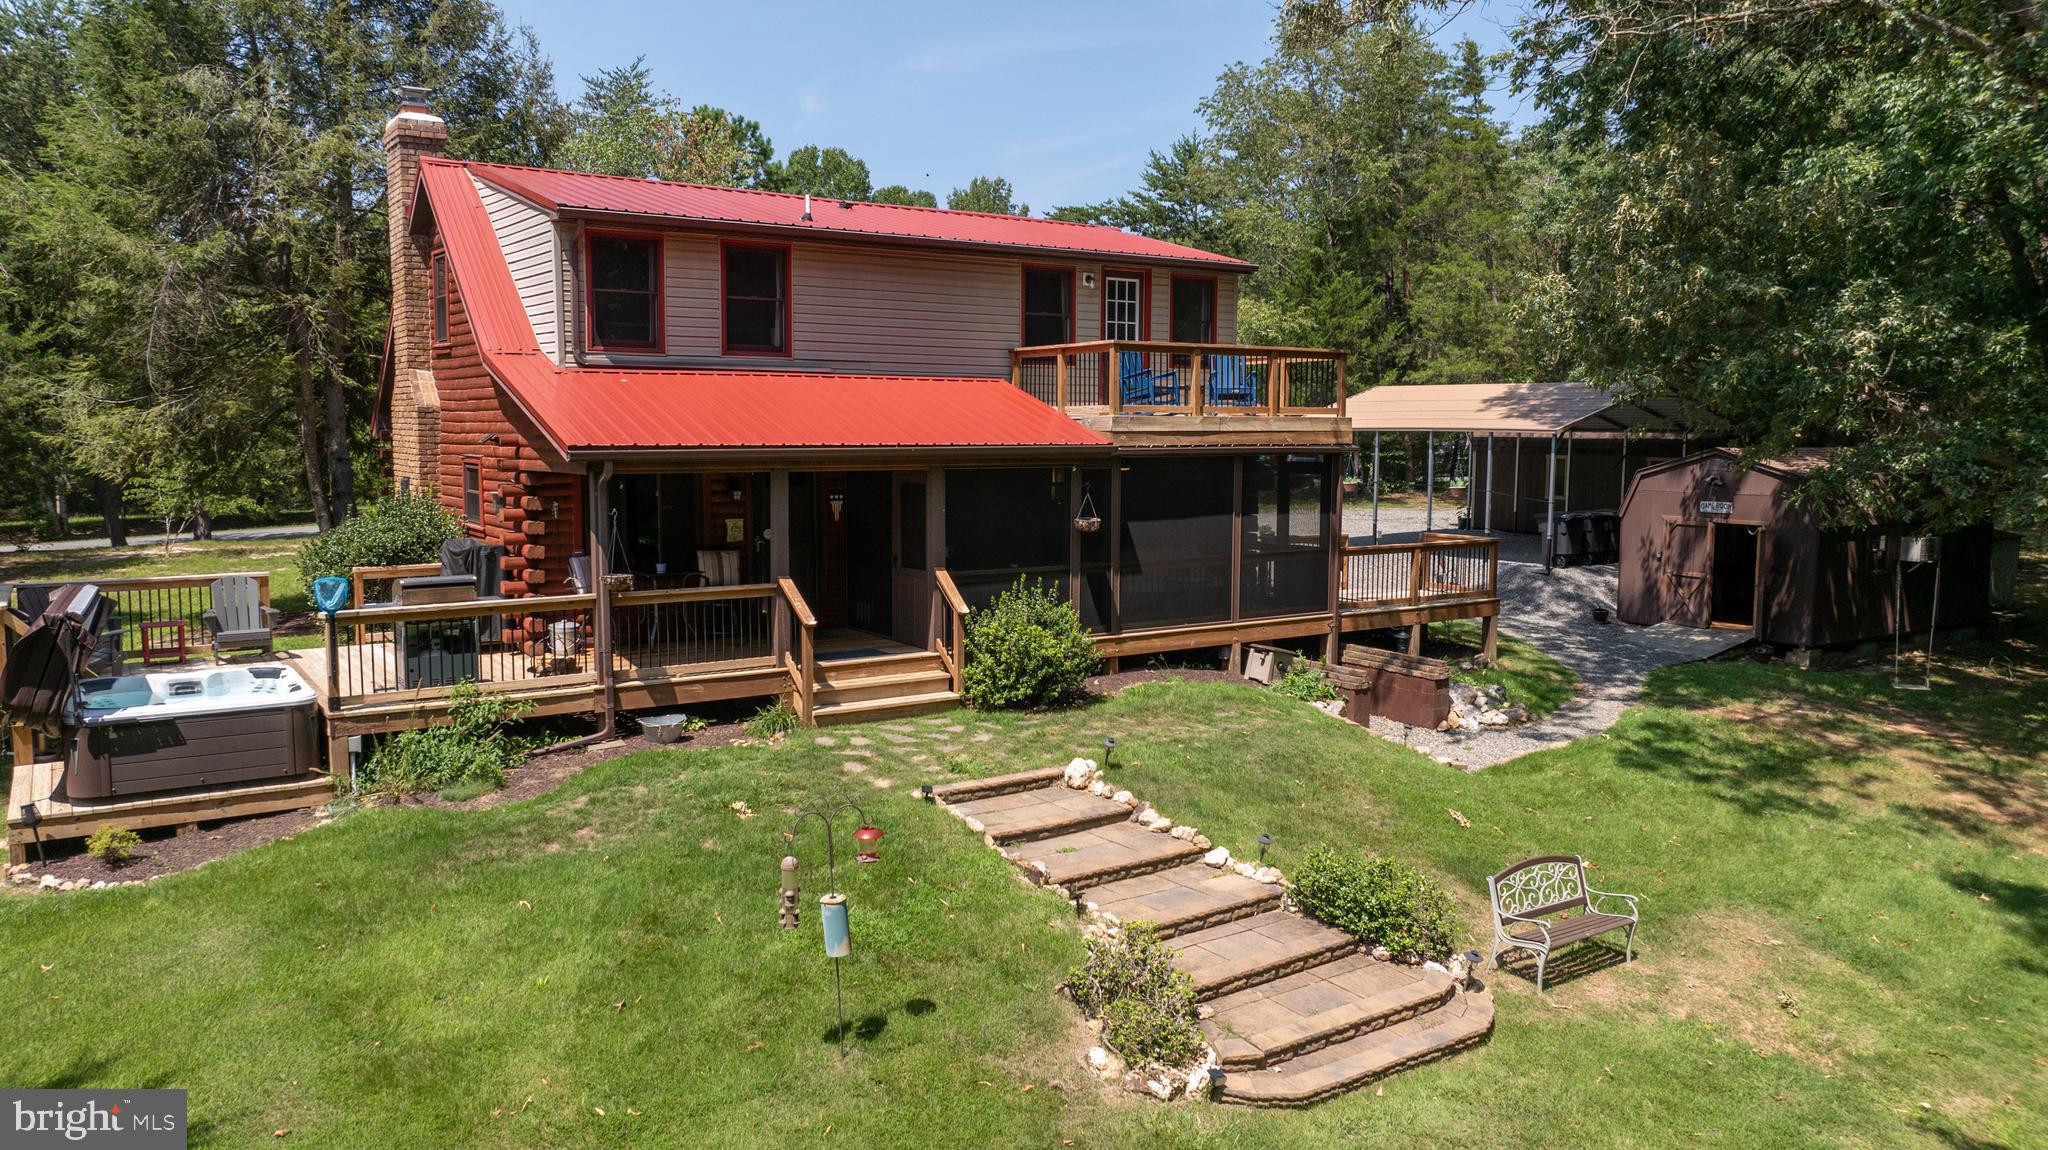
[1228,455,1244,673]
[1369,432,1382,542]
[1107,463,1123,670]
[587,462,616,717]
[1424,430,1435,531]
[1513,437,1522,534]
[1485,434,1495,534]
[769,469,790,655]
[1325,453,1343,662]
[925,467,945,570]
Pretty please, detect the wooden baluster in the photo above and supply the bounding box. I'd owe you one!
[1055,352,1069,411]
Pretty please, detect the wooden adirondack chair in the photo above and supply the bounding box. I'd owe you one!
[1205,354,1257,406]
[202,575,279,659]
[1118,351,1181,408]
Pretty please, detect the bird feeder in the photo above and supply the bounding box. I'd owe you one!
[778,856,801,929]
[853,825,884,864]
[819,892,850,958]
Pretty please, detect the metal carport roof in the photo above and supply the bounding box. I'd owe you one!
[1343,382,1686,436]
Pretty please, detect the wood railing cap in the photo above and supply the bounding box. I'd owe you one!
[776,577,818,628]
[331,591,596,624]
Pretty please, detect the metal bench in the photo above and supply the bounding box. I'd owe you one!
[1487,854,1639,992]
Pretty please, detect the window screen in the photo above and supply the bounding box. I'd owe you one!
[1170,277,1215,343]
[1241,454,1331,618]
[589,235,658,348]
[946,467,1070,609]
[1118,458,1232,628]
[723,245,787,353]
[1022,268,1072,346]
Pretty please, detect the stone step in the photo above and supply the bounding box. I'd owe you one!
[1212,988,1494,1107]
[1015,822,1205,891]
[812,690,959,726]
[1201,952,1457,1069]
[1171,911,1360,1000]
[946,785,1134,845]
[1078,862,1282,938]
[928,767,1070,804]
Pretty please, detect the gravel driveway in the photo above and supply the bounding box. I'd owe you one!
[1348,533,1753,769]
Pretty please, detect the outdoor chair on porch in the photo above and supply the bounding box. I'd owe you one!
[1205,354,1257,406]
[1488,854,1640,992]
[1119,351,1182,408]
[201,574,279,660]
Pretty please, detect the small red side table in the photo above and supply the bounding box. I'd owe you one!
[139,620,188,667]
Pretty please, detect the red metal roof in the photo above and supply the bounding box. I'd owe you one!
[414,159,1109,457]
[463,160,1252,270]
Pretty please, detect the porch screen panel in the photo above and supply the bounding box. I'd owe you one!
[945,467,1070,610]
[1118,459,1232,629]
[1077,468,1113,630]
[1240,454,1331,618]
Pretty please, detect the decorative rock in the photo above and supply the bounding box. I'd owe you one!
[6,862,27,875]
[1422,959,1448,974]
[90,880,107,890]
[1446,954,1471,985]
[1132,803,1158,823]
[1195,1003,1215,1020]
[1251,866,1283,885]
[1312,699,1344,717]
[1202,847,1231,868]
[1088,1045,1126,1080]
[1063,758,1097,788]
[1370,944,1391,961]
[1182,1052,1217,1099]
[1146,1077,1173,1102]
[1142,814,1173,832]
[39,875,60,889]
[1028,860,1051,884]
[1230,861,1258,878]
[1089,780,1109,797]
[1478,710,1509,727]
[1168,824,1197,841]
[1112,790,1134,806]
[60,879,82,891]
[1191,834,1211,850]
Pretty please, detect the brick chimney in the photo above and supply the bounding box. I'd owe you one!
[384,85,448,496]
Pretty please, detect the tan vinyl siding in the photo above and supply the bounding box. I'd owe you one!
[1217,275,1239,343]
[665,233,723,358]
[473,174,557,359]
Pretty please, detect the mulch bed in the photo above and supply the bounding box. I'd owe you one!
[9,665,1246,887]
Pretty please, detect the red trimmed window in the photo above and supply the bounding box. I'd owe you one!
[722,242,789,355]
[1022,267,1073,346]
[430,250,449,346]
[462,461,482,523]
[1170,276,1216,343]
[587,233,662,351]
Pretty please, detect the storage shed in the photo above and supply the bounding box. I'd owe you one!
[1616,448,1995,649]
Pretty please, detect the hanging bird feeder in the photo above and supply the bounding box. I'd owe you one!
[853,825,884,864]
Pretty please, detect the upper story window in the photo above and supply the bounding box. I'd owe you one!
[723,242,789,355]
[1103,271,1144,342]
[587,233,661,351]
[430,250,449,346]
[1022,267,1072,346]
[1170,276,1216,343]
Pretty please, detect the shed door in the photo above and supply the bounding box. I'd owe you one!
[1663,520,1713,628]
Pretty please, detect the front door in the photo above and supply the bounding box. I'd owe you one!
[1663,520,1712,627]
[891,474,931,648]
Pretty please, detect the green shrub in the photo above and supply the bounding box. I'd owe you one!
[745,701,802,739]
[1067,924,1205,1067]
[1273,659,1340,703]
[359,683,533,797]
[961,577,1101,710]
[86,825,143,863]
[296,492,461,587]
[1290,846,1459,962]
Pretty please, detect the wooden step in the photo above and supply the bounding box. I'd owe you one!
[1201,952,1456,1069]
[813,650,948,684]
[1015,822,1206,891]
[1171,911,1360,1000]
[1078,863,1283,938]
[812,690,959,726]
[929,767,1069,804]
[946,785,1133,844]
[814,668,954,706]
[1212,988,1493,1107]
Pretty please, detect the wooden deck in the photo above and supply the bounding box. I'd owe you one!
[6,757,337,865]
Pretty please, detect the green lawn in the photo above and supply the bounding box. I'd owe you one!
[1426,618,1580,717]
[5,653,2043,1148]
[0,535,315,615]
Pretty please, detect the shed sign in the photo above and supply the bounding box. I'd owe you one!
[1699,500,1735,516]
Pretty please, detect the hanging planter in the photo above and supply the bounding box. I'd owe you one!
[1073,485,1103,534]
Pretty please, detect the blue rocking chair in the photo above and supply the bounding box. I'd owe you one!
[1118,351,1182,408]
[1205,354,1257,407]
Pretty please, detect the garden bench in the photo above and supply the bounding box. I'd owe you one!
[1487,855,1639,992]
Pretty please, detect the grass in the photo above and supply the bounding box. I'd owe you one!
[1426,618,1580,718]
[0,535,315,616]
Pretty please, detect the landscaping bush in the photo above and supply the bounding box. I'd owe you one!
[296,492,462,587]
[1273,659,1340,703]
[358,683,532,798]
[1067,924,1205,1067]
[85,825,142,863]
[1290,846,1459,962]
[744,701,802,739]
[960,577,1100,710]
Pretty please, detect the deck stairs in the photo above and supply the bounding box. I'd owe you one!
[810,650,959,725]
[930,767,1492,1107]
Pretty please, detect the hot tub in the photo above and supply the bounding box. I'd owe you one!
[68,663,317,799]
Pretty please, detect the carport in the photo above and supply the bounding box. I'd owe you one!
[1344,383,1694,562]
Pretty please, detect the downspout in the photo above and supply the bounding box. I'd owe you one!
[532,460,616,755]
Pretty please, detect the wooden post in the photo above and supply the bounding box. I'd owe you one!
[1485,434,1495,534]
[1267,354,1283,416]
[10,724,32,772]
[1480,614,1500,662]
[1544,434,1559,570]
[1370,431,1382,542]
[1055,352,1069,411]
[1108,463,1123,636]
[1229,456,1243,626]
[1408,624,1425,656]
[1408,542,1427,605]
[770,469,791,657]
[1107,349,1122,415]
[1189,351,1205,417]
[1425,430,1435,531]
[322,614,341,703]
[1325,455,1343,662]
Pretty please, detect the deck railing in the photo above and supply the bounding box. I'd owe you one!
[778,578,818,723]
[1010,340,1347,416]
[320,593,597,708]
[348,562,441,645]
[932,568,969,694]
[1339,534,1498,609]
[7,572,272,663]
[608,584,778,678]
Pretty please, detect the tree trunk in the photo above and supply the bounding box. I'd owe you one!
[93,477,125,547]
[193,503,213,541]
[323,185,355,522]
[293,333,334,531]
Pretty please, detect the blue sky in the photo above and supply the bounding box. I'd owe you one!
[494,1,1534,212]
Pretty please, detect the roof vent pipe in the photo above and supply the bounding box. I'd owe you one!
[802,194,812,222]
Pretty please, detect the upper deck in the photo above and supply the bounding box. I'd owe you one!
[1011,340,1352,447]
